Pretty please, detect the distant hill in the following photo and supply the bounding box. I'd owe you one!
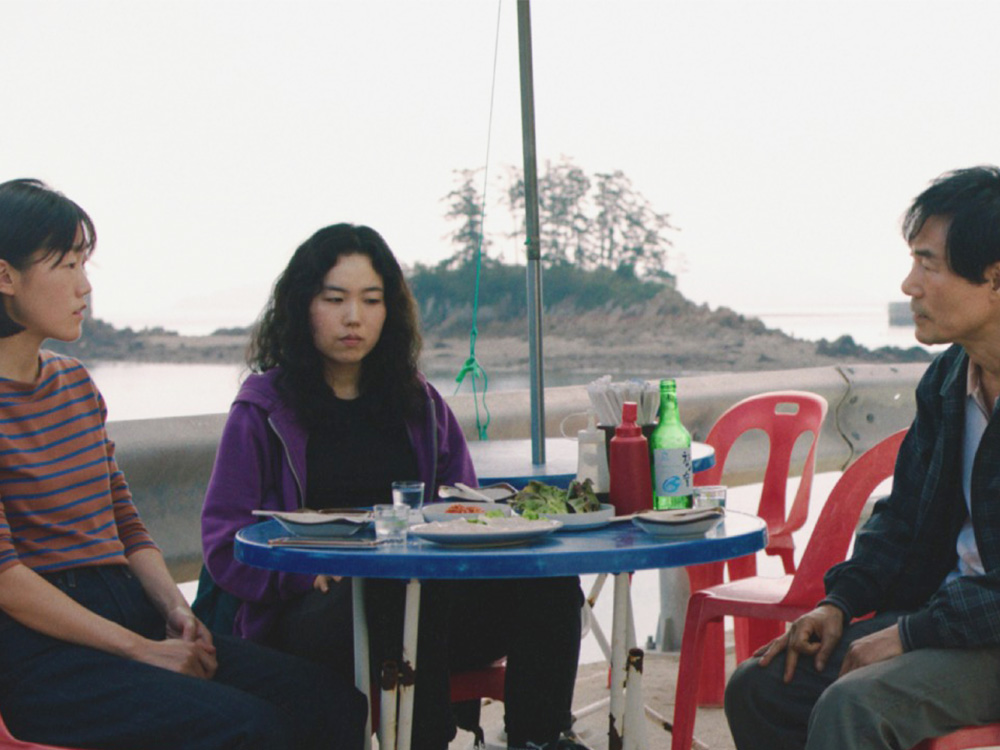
[48,264,933,376]
[46,318,250,364]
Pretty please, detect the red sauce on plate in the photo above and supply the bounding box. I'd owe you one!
[445,504,485,514]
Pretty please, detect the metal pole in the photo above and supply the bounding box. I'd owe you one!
[516,0,546,465]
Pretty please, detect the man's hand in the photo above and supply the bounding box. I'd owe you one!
[839,624,902,676]
[757,604,845,683]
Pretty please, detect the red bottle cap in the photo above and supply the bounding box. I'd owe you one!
[616,402,641,437]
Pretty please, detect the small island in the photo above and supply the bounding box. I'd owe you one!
[52,272,932,382]
[51,166,933,381]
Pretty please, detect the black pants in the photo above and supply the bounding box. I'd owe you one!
[0,565,368,750]
[268,576,584,749]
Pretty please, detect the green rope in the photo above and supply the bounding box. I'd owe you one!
[453,248,490,441]
[453,0,502,441]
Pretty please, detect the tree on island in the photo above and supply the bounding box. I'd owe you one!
[440,167,493,270]
[42,158,931,371]
[440,157,678,282]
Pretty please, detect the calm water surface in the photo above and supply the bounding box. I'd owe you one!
[91,308,935,422]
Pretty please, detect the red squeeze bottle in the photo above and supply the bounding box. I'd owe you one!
[609,401,653,515]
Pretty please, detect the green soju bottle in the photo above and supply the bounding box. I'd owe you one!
[650,379,693,510]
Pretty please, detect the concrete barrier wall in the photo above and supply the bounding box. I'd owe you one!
[446,363,925,480]
[109,413,228,582]
[107,363,928,579]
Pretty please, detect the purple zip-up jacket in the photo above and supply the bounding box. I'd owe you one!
[201,368,477,642]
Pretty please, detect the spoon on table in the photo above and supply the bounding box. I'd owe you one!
[608,512,640,523]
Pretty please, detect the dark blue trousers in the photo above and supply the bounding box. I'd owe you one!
[0,565,367,750]
[269,576,583,750]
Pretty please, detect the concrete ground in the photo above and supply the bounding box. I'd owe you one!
[451,649,738,750]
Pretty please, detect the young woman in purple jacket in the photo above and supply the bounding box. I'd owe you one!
[200,224,588,750]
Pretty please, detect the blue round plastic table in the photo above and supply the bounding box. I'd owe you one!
[235,510,763,580]
[236,512,763,750]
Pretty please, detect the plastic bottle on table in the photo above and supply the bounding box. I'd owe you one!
[575,411,610,501]
[650,379,693,510]
[609,401,653,515]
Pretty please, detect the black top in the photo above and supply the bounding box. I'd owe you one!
[305,389,419,510]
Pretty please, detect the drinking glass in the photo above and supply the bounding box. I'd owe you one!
[692,485,727,509]
[373,504,408,544]
[392,481,425,512]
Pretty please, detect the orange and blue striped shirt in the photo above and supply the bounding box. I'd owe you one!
[0,351,155,574]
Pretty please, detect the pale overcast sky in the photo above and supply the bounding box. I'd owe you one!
[2,0,998,333]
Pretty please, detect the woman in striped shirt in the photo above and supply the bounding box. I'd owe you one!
[0,178,366,749]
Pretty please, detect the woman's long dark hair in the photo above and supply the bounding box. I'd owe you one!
[248,223,424,428]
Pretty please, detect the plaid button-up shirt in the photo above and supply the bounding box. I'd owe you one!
[824,344,1000,650]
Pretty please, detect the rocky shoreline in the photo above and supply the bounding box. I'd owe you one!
[54,289,933,378]
[420,327,927,383]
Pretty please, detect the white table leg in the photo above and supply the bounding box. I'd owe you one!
[624,649,646,750]
[379,662,398,750]
[626,583,637,652]
[609,571,630,746]
[352,578,373,750]
[396,578,421,750]
[585,573,612,662]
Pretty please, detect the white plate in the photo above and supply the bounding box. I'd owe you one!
[632,508,724,538]
[421,502,512,524]
[437,483,518,503]
[252,509,372,538]
[532,503,615,531]
[409,517,562,548]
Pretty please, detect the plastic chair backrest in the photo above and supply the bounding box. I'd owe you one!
[784,429,906,607]
[450,661,506,703]
[0,709,82,750]
[697,391,828,540]
[910,721,1000,749]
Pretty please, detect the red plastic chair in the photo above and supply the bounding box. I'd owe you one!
[371,660,507,741]
[0,709,82,750]
[696,390,829,573]
[909,723,1000,749]
[670,428,906,750]
[685,391,828,706]
[450,661,506,704]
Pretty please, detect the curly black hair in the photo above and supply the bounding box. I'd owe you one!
[248,223,424,428]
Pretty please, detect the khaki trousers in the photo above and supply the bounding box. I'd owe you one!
[725,611,1000,750]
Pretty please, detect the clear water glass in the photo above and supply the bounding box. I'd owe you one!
[693,485,727,509]
[392,481,425,512]
[373,504,408,544]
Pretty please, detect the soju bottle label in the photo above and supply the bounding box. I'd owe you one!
[652,447,692,506]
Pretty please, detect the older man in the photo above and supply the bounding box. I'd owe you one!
[725,165,1000,750]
